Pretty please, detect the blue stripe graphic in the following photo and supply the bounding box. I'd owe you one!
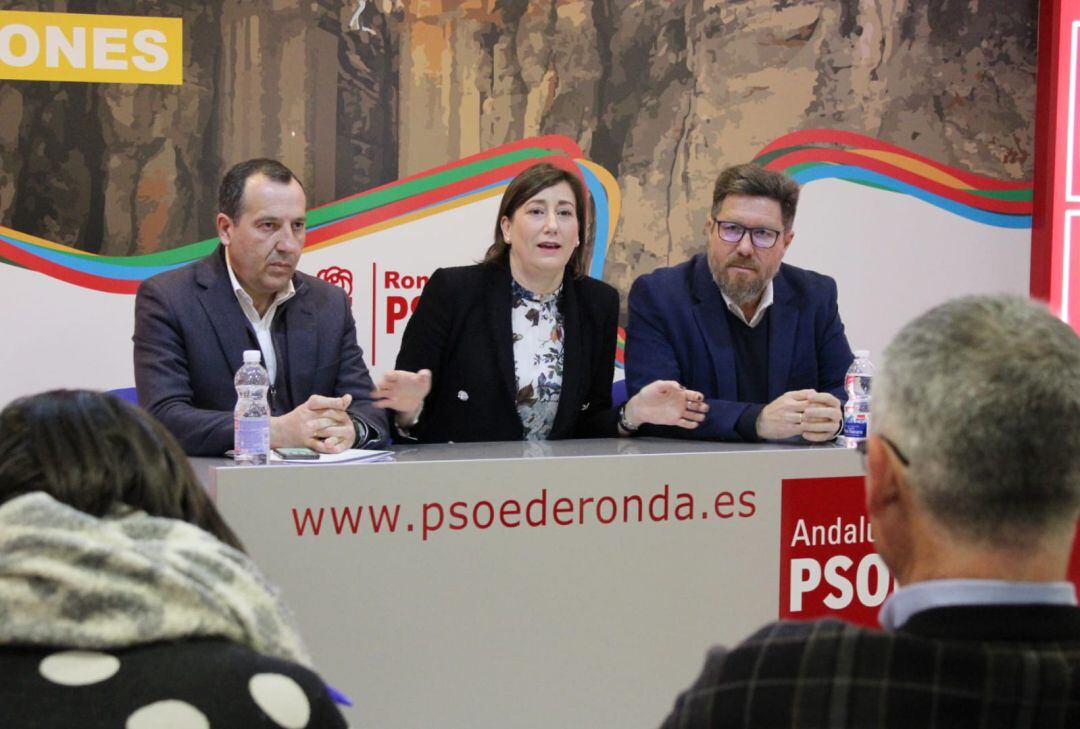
[790,166,1031,229]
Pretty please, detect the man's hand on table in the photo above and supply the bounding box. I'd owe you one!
[756,389,842,442]
[271,394,357,454]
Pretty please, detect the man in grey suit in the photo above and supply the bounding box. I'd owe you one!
[133,158,387,456]
[660,295,1080,728]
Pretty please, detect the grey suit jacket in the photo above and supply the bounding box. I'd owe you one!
[133,246,387,455]
[660,604,1080,729]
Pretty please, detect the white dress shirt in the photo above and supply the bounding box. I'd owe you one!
[720,280,774,329]
[225,252,296,385]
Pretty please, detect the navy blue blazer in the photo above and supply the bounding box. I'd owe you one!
[133,246,387,455]
[625,254,853,441]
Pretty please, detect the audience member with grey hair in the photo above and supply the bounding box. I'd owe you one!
[873,295,1080,547]
[660,294,1080,729]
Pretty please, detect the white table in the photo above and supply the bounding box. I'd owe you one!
[194,438,864,729]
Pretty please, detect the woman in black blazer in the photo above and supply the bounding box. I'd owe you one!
[373,162,708,443]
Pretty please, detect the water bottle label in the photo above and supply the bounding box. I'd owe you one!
[235,417,269,456]
[843,415,868,439]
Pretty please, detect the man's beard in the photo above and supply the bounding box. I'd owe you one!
[709,254,767,305]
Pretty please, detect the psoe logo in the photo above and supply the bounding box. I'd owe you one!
[779,475,895,628]
[0,11,181,85]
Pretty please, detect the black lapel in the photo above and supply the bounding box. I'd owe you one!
[484,264,518,404]
[283,275,317,409]
[195,247,256,375]
[549,273,582,436]
[767,266,798,400]
[689,255,737,399]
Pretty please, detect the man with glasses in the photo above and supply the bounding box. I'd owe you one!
[625,163,853,441]
[659,295,1080,727]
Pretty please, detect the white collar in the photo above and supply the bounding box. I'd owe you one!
[224,248,296,316]
[720,279,774,328]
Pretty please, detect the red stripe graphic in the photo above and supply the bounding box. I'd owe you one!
[759,129,1031,192]
[316,135,584,210]
[0,239,139,294]
[306,156,573,248]
[763,148,1031,215]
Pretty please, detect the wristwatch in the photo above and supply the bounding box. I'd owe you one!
[350,415,368,448]
[618,404,640,433]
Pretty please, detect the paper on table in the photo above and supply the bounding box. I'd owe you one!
[275,449,393,464]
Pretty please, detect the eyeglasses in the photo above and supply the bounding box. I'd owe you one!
[856,435,910,470]
[711,219,782,249]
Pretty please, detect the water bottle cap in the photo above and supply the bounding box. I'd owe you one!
[854,349,870,359]
[242,350,262,364]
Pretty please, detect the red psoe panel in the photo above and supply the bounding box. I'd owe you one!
[1034,0,1080,330]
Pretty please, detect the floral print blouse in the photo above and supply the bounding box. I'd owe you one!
[511,278,565,440]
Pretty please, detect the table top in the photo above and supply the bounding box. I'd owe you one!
[189,437,854,487]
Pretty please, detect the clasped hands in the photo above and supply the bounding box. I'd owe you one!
[755,389,841,442]
[270,394,357,454]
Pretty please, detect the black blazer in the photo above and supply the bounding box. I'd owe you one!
[659,604,1080,729]
[395,262,621,442]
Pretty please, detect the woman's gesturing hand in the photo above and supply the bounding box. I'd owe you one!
[373,369,432,425]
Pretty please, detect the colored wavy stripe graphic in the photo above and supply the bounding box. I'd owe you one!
[0,135,622,294]
[755,129,1032,229]
[615,326,626,370]
[2,128,1031,293]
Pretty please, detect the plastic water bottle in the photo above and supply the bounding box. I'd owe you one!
[234,349,270,465]
[841,350,875,448]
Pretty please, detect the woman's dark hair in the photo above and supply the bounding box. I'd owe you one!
[482,161,593,278]
[0,390,244,552]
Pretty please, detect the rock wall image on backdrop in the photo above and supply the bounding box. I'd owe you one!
[0,0,399,256]
[0,0,1034,296]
